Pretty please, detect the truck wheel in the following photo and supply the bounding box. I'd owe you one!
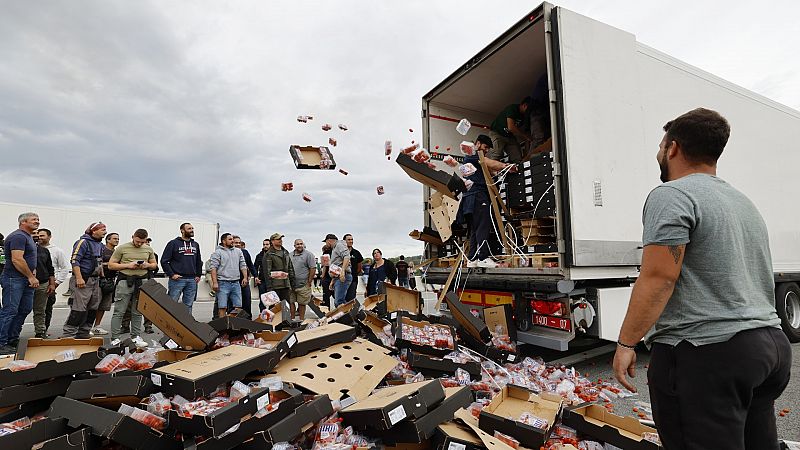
[775,282,800,343]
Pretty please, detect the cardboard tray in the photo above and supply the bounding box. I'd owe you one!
[166,387,271,437]
[406,351,481,379]
[483,304,518,342]
[198,394,332,450]
[433,421,487,450]
[445,292,491,342]
[289,145,337,170]
[151,345,275,399]
[340,379,445,430]
[383,283,422,316]
[100,348,198,378]
[325,300,360,326]
[460,332,519,364]
[396,152,467,200]
[274,338,398,402]
[0,376,73,408]
[0,397,54,423]
[138,279,219,350]
[49,396,180,450]
[478,385,563,450]
[39,427,101,450]
[394,316,458,358]
[357,311,394,348]
[362,293,387,316]
[209,315,273,334]
[287,322,357,357]
[561,403,661,450]
[0,337,105,388]
[381,386,472,444]
[65,374,155,407]
[0,417,72,450]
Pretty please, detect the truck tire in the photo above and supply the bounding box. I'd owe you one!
[775,282,800,343]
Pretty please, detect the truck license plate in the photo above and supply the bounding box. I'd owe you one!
[532,314,572,332]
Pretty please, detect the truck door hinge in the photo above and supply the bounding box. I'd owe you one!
[552,162,561,176]
[548,88,557,103]
[558,240,566,253]
[545,21,552,33]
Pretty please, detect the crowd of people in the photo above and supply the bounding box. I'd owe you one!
[0,218,416,354]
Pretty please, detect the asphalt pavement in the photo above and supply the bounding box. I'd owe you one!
[20,297,800,442]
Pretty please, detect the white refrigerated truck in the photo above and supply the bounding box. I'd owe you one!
[420,3,800,350]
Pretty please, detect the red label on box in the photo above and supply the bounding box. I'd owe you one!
[532,314,571,332]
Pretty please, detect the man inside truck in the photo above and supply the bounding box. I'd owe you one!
[488,96,533,162]
[612,108,791,450]
[457,135,517,268]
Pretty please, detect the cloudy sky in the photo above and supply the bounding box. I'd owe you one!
[1,1,798,256]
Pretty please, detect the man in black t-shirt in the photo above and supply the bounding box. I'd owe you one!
[488,97,533,162]
[344,234,363,302]
[395,256,410,289]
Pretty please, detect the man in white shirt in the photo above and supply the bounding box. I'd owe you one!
[36,229,70,336]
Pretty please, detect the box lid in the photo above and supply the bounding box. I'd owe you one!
[138,280,219,350]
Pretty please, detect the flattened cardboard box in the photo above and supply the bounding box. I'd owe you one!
[478,385,563,450]
[0,417,72,450]
[66,374,155,407]
[382,386,472,444]
[152,345,273,399]
[0,376,73,408]
[407,351,481,379]
[289,145,337,170]
[561,403,661,450]
[274,338,397,402]
[138,279,219,350]
[445,292,490,342]
[0,337,105,388]
[200,394,332,450]
[288,322,357,357]
[433,420,487,450]
[394,316,458,358]
[49,396,180,450]
[340,379,445,430]
[166,386,271,437]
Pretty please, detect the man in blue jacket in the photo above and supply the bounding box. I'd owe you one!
[63,222,107,338]
[161,223,202,311]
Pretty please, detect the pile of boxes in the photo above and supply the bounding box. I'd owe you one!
[0,280,660,449]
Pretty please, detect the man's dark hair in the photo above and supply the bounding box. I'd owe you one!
[220,232,231,243]
[133,229,149,239]
[344,233,353,240]
[663,108,730,165]
[399,255,405,260]
[372,248,382,257]
[520,96,532,107]
[476,134,493,149]
[105,233,119,242]
[180,222,191,231]
[39,228,52,237]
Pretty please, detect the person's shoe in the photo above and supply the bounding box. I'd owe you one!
[131,336,148,349]
[466,259,480,268]
[110,338,122,346]
[91,327,109,336]
[0,345,17,355]
[476,258,498,268]
[144,326,155,334]
[34,333,47,339]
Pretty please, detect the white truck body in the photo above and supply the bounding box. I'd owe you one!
[421,3,800,349]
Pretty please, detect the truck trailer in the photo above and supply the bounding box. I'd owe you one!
[419,3,800,350]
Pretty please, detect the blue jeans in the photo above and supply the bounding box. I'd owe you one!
[0,274,34,345]
[398,277,409,288]
[333,273,353,307]
[216,280,241,309]
[168,277,198,310]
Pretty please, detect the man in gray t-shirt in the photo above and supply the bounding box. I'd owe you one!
[613,108,791,450]
[323,233,351,307]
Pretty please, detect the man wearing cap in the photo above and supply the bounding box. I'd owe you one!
[456,135,517,268]
[323,234,351,307]
[0,212,40,354]
[63,221,107,339]
[261,233,296,318]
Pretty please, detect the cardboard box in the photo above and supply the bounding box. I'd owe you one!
[39,427,101,450]
[383,386,472,444]
[340,379,445,430]
[0,337,105,388]
[138,280,219,350]
[384,283,422,317]
[396,152,467,199]
[478,386,563,450]
[208,315,273,334]
[274,338,398,402]
[325,300,359,326]
[0,417,72,450]
[287,322,357,357]
[0,397,53,423]
[406,351,481,379]
[362,293,387,316]
[445,293,491,342]
[433,421,487,450]
[152,345,274,399]
[453,409,517,450]
[49,396,180,450]
[395,316,458,358]
[483,304,517,341]
[65,374,155,407]
[105,348,198,378]
[461,332,519,364]
[0,376,73,408]
[237,394,335,449]
[561,403,661,450]
[358,311,393,348]
[166,386,271,437]
[289,145,337,170]
[252,329,297,362]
